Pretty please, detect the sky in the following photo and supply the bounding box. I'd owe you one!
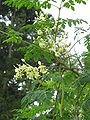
[43,0,90,54]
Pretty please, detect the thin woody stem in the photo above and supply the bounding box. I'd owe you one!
[0,30,8,35]
[69,33,90,52]
[54,1,65,118]
[54,0,63,41]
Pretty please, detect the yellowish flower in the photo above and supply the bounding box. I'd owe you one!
[50,99,54,104]
[55,52,59,57]
[39,42,46,48]
[35,11,38,16]
[14,60,48,80]
[59,47,63,53]
[15,67,19,73]
[38,61,48,74]
[65,50,69,57]
[38,61,41,65]
[37,30,43,35]
[27,71,34,80]
[21,59,25,62]
[34,72,40,79]
[39,65,46,74]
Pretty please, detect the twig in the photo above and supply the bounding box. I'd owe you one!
[69,33,90,52]
[79,82,87,97]
[54,0,62,41]
[74,50,83,69]
[0,30,8,35]
[60,73,64,117]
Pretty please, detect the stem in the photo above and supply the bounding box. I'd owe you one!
[54,0,62,41]
[74,50,83,69]
[8,11,16,58]
[0,30,8,35]
[79,83,87,97]
[76,82,87,120]
[69,33,90,52]
[55,0,65,117]
[60,76,64,117]
[8,44,13,58]
[75,73,80,120]
[76,83,79,120]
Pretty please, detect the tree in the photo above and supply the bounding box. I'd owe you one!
[1,0,90,120]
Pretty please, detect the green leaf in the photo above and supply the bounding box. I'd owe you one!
[33,51,40,62]
[82,0,86,5]
[69,0,74,5]
[62,23,65,29]
[71,6,75,11]
[48,3,51,9]
[75,0,82,4]
[24,51,33,60]
[62,0,66,2]
[63,2,70,8]
[34,1,41,10]
[68,21,72,27]
[42,50,53,63]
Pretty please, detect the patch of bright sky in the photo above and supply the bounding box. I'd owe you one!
[43,0,90,54]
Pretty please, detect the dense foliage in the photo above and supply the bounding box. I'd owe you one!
[0,0,36,119]
[0,0,90,120]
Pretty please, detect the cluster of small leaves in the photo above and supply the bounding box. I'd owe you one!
[21,12,54,32]
[58,18,88,28]
[3,0,52,10]
[18,43,53,63]
[13,70,62,119]
[85,35,90,50]
[14,91,54,120]
[79,71,90,85]
[63,0,86,11]
[3,27,23,43]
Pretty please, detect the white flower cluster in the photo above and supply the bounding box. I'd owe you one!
[38,36,70,57]
[34,12,71,58]
[14,59,48,80]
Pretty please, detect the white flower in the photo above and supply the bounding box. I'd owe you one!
[21,59,25,62]
[37,30,43,35]
[39,42,46,48]
[35,11,38,16]
[38,61,41,65]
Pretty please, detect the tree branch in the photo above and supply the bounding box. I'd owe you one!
[0,30,8,35]
[69,33,90,52]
